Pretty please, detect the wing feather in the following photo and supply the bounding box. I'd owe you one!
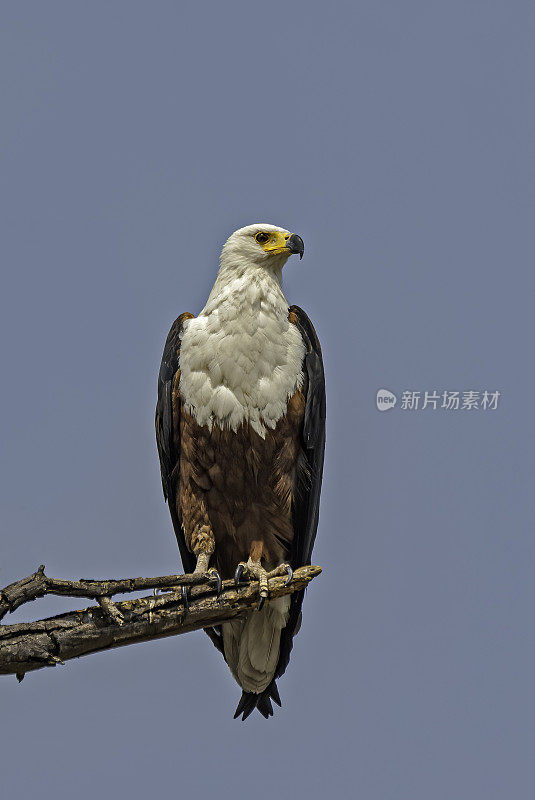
[275,304,326,679]
[155,312,196,574]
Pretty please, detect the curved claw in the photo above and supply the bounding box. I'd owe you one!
[257,595,266,611]
[234,563,247,588]
[284,565,293,587]
[208,568,222,597]
[181,584,190,612]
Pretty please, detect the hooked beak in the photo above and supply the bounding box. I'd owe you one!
[286,233,305,260]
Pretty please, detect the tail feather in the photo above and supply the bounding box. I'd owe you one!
[233,680,281,721]
[269,680,281,707]
[233,691,258,721]
[256,694,273,719]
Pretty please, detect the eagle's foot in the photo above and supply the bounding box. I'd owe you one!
[207,567,222,597]
[191,553,222,597]
[265,563,293,586]
[234,561,293,608]
[234,562,249,588]
[180,550,210,613]
[244,558,270,609]
[234,560,267,601]
[193,551,211,576]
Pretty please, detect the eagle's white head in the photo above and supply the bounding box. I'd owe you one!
[220,223,304,277]
[202,223,305,315]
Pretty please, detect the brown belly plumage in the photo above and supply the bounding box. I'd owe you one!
[177,389,306,578]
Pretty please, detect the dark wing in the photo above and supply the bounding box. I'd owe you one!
[276,304,326,678]
[155,312,196,574]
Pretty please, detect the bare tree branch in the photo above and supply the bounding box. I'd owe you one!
[0,565,321,681]
[0,565,215,622]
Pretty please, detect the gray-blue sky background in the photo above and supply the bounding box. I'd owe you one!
[1,2,534,797]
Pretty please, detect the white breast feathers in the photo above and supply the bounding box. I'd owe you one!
[178,266,305,437]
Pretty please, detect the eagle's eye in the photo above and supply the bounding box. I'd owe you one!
[255,232,270,244]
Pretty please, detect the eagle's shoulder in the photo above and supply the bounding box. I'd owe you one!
[288,305,322,357]
[158,312,194,385]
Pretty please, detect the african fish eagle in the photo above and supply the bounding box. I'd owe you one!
[155,224,325,720]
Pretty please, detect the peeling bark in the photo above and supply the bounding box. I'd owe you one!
[0,565,321,680]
